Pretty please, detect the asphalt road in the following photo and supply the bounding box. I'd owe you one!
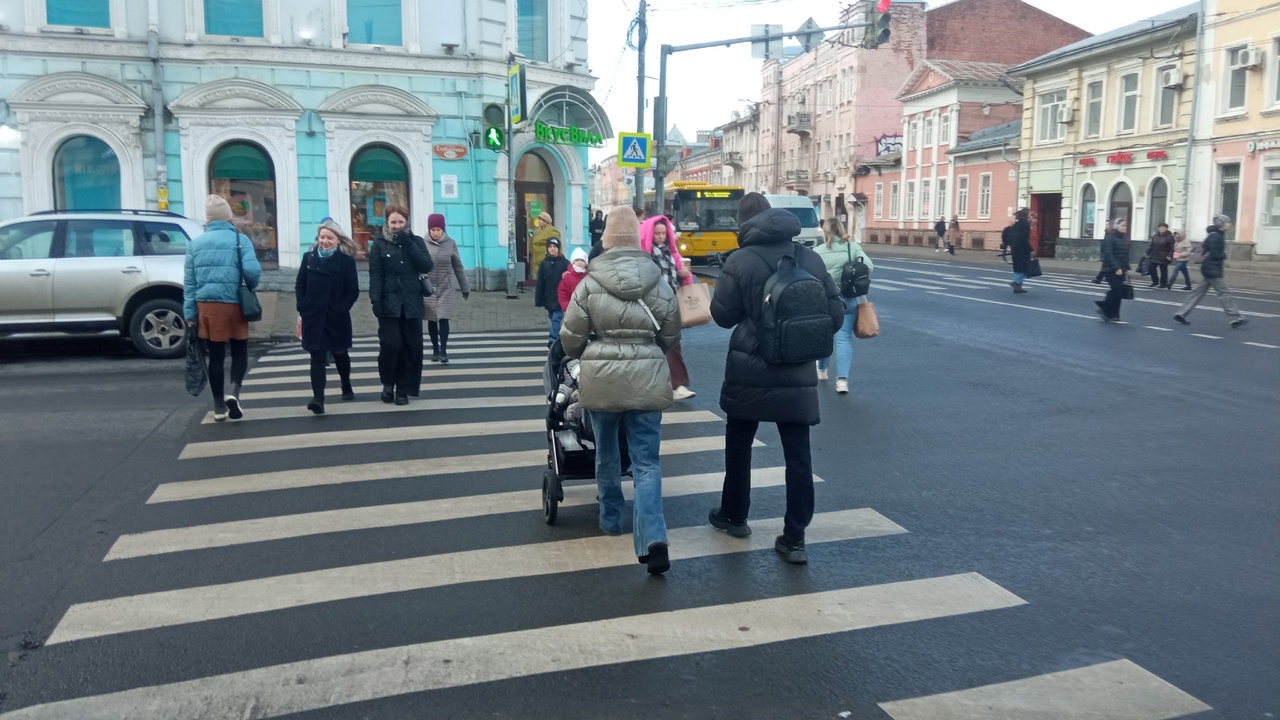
[0,260,1276,719]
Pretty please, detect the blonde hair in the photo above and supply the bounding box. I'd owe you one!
[318,219,359,257]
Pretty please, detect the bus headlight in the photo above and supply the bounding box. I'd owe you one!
[679,243,688,252]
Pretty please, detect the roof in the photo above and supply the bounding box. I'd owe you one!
[899,59,1016,101]
[1009,4,1197,74]
[861,151,902,167]
[949,120,1021,155]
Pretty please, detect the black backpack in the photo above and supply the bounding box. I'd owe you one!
[747,246,834,365]
[839,242,871,299]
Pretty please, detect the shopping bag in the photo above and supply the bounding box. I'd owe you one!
[854,302,879,339]
[295,315,303,340]
[184,326,207,397]
[676,282,712,328]
[1121,284,1135,300]
[1026,258,1043,279]
[1137,256,1150,276]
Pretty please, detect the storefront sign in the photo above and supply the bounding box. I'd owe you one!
[1147,150,1168,160]
[1107,152,1134,164]
[1246,139,1280,153]
[534,121,604,148]
[1079,158,1096,166]
[433,144,469,161]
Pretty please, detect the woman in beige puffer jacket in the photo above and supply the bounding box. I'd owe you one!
[561,206,681,574]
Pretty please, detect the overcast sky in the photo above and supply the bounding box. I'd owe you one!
[585,0,1188,163]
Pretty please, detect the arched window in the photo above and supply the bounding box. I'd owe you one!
[53,136,121,211]
[516,152,553,183]
[349,144,409,260]
[1148,177,1169,237]
[1108,182,1133,229]
[1079,184,1096,237]
[209,141,277,262]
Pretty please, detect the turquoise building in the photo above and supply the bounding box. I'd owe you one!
[0,0,611,281]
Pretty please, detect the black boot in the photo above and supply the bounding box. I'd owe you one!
[307,397,325,415]
[381,385,395,404]
[340,380,355,401]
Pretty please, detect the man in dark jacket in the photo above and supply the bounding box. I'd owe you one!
[1095,218,1130,322]
[1174,214,1246,328]
[934,217,947,252]
[1009,208,1033,293]
[706,193,844,564]
[534,238,571,343]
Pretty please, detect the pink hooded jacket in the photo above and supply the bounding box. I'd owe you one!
[638,216,693,287]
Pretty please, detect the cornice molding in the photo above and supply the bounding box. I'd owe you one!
[8,72,147,111]
[170,78,304,116]
[318,85,437,117]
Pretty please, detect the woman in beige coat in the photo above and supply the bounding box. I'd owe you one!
[561,206,681,575]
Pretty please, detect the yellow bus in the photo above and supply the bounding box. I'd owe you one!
[645,182,744,261]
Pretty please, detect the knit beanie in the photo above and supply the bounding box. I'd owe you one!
[570,247,588,265]
[737,192,771,226]
[601,206,640,249]
[1212,213,1231,226]
[205,194,233,223]
[428,213,446,230]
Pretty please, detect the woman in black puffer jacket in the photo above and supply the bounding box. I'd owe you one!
[296,220,360,414]
[369,205,434,405]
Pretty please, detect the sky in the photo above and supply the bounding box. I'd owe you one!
[584,0,1189,163]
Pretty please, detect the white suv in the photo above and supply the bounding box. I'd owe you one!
[0,210,207,359]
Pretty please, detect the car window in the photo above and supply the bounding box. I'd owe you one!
[138,222,191,256]
[778,207,820,229]
[0,221,57,261]
[65,220,136,258]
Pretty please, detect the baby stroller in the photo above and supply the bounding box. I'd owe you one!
[541,340,628,524]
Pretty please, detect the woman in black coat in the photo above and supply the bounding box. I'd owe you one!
[1009,208,1033,293]
[1097,218,1131,322]
[296,220,360,414]
[368,205,434,405]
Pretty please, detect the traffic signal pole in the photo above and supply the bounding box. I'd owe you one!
[633,0,647,210]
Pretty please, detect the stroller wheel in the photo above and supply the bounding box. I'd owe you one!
[542,469,559,525]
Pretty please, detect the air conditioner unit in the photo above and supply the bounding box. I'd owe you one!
[1160,68,1184,88]
[1239,47,1263,68]
[1056,106,1073,124]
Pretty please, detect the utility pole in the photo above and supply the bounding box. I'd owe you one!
[633,0,648,210]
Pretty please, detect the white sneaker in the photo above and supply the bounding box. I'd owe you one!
[935,249,941,252]
[673,386,696,401]
[835,379,849,394]
[817,369,828,381]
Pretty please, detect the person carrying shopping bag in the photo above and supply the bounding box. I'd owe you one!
[296,220,360,414]
[815,228,874,394]
[640,215,697,401]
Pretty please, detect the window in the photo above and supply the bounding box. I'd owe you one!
[518,0,549,62]
[1155,66,1177,128]
[0,221,56,261]
[906,180,917,218]
[54,136,120,211]
[921,179,932,218]
[907,121,917,150]
[1109,182,1133,227]
[1118,72,1139,133]
[1079,184,1096,237]
[1148,178,1169,237]
[205,0,263,36]
[937,177,948,219]
[924,117,934,146]
[939,113,950,146]
[209,141,277,262]
[350,144,410,259]
[139,222,192,256]
[978,173,992,218]
[1274,39,1280,106]
[874,183,884,219]
[956,175,969,218]
[1225,47,1250,112]
[47,0,109,27]
[1219,163,1241,240]
[348,0,402,45]
[64,220,134,258]
[889,182,900,219]
[1084,81,1103,138]
[1037,90,1066,143]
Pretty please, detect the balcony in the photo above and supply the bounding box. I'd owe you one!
[725,151,744,169]
[786,113,813,137]
[784,169,810,189]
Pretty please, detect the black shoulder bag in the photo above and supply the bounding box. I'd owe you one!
[235,233,263,322]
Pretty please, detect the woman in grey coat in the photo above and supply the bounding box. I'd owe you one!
[423,213,470,364]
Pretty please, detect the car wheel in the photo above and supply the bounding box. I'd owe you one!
[130,299,188,359]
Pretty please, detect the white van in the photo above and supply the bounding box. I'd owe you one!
[762,194,823,247]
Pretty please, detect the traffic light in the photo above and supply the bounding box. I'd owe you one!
[482,103,505,152]
[865,1,891,49]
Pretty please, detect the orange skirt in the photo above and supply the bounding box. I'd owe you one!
[197,302,250,342]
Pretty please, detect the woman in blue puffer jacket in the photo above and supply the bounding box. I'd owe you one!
[184,195,262,422]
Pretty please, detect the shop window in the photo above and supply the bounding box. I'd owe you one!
[518,0,548,62]
[349,144,409,261]
[1079,184,1096,237]
[1147,178,1168,237]
[1109,182,1133,227]
[209,141,277,262]
[47,0,109,27]
[206,0,264,37]
[53,136,121,211]
[348,0,402,45]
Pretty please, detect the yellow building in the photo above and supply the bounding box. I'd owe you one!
[1010,5,1198,258]
[1187,0,1280,255]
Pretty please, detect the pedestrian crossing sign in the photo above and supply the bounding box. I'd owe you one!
[618,132,652,169]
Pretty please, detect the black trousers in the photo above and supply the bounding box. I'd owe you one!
[377,316,424,396]
[428,319,451,355]
[1149,263,1168,287]
[205,339,248,400]
[1101,272,1127,319]
[721,416,814,541]
[309,351,352,400]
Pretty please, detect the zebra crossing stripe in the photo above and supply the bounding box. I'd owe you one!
[180,410,722,460]
[879,659,1210,719]
[18,575,1022,719]
[108,466,809,560]
[150,435,749,503]
[48,508,912,644]
[243,365,543,388]
[235,378,544,402]
[248,355,547,376]
[259,344,549,363]
[200,394,545,424]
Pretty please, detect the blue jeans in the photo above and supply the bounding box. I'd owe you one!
[1013,272,1027,284]
[818,297,858,379]
[547,309,564,342]
[1171,261,1191,286]
[591,409,668,557]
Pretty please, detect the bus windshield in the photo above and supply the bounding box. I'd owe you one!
[778,206,820,229]
[673,189,744,232]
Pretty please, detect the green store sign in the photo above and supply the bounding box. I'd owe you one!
[535,121,604,148]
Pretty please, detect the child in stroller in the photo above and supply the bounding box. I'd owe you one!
[540,339,628,524]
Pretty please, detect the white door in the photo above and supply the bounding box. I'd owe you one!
[1258,166,1280,255]
[0,220,58,327]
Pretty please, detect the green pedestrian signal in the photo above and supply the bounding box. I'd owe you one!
[484,126,505,151]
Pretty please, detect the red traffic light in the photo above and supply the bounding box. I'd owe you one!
[877,0,891,11]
